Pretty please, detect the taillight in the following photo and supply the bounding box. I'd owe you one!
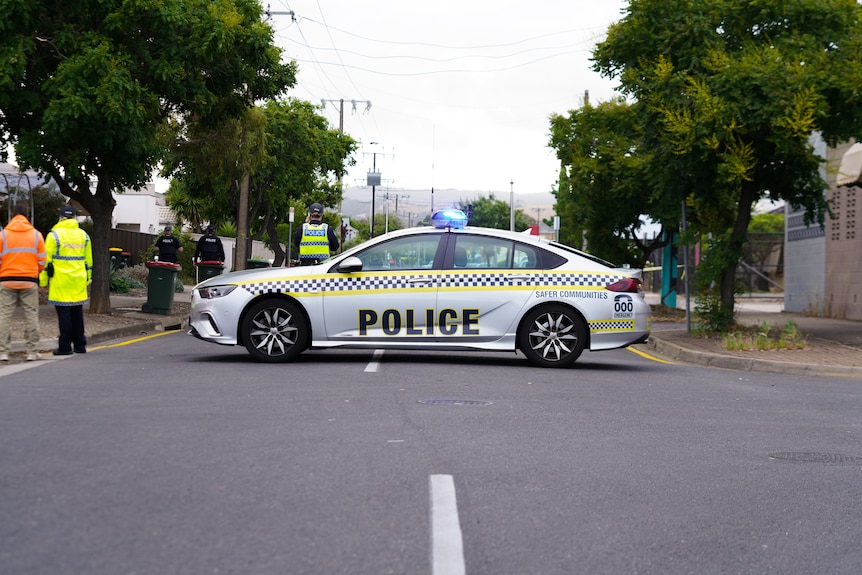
[605,277,642,293]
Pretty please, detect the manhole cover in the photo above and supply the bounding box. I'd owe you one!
[769,452,862,464]
[417,399,493,406]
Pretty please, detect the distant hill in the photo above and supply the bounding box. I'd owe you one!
[340,186,556,225]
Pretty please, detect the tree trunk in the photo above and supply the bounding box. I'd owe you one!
[81,177,118,314]
[265,216,286,266]
[234,174,250,270]
[718,181,757,315]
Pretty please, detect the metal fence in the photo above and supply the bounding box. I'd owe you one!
[643,233,784,298]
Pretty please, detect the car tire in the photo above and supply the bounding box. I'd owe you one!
[241,298,308,363]
[519,304,587,368]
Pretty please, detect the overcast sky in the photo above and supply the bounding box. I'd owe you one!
[267,0,628,197]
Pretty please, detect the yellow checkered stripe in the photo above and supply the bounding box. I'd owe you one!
[242,270,624,297]
[589,319,635,332]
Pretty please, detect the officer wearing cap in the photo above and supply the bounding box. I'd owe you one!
[153,225,183,263]
[294,203,340,265]
[193,224,225,263]
[40,204,93,356]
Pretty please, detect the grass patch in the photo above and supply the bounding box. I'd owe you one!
[721,321,806,351]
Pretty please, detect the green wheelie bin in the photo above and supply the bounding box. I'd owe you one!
[142,261,180,315]
[196,260,224,283]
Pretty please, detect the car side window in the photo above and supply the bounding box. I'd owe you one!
[355,235,441,271]
[513,245,539,269]
[452,236,513,269]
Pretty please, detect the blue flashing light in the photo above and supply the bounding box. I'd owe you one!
[431,209,468,229]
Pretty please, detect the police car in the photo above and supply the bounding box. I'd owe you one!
[189,209,651,368]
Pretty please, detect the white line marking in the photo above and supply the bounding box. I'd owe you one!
[430,474,466,575]
[364,349,385,372]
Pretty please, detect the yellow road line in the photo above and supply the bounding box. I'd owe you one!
[90,330,179,350]
[627,346,674,364]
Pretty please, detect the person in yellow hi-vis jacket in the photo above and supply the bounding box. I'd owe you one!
[39,205,93,356]
[293,203,339,266]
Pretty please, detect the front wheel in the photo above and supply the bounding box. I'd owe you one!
[518,305,587,368]
[241,299,308,363]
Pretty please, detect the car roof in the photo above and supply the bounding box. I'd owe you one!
[372,224,551,244]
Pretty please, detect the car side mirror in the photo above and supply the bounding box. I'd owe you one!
[338,256,363,273]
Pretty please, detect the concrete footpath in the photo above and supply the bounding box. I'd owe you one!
[5,290,862,379]
[5,287,192,356]
[644,294,862,380]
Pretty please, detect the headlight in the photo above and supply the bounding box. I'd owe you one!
[197,285,237,299]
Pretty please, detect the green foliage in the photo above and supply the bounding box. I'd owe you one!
[165,98,357,266]
[0,0,296,312]
[110,264,147,293]
[549,99,665,267]
[347,212,405,244]
[694,293,735,335]
[218,222,237,238]
[722,321,805,350]
[692,233,743,332]
[582,0,862,311]
[748,212,784,234]
[460,194,532,231]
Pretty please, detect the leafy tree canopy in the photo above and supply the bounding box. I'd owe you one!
[0,0,296,312]
[583,0,862,325]
[550,98,670,266]
[460,194,532,231]
[165,98,357,266]
[748,212,784,234]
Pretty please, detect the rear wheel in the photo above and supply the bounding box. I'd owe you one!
[519,305,587,368]
[241,299,308,363]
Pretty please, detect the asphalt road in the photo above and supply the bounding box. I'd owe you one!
[1,333,861,574]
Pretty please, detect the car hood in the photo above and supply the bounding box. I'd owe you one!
[194,264,323,289]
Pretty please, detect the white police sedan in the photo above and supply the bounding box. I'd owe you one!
[189,210,651,368]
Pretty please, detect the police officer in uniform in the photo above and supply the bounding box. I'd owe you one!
[193,225,225,263]
[40,204,93,356]
[154,225,183,263]
[294,203,340,266]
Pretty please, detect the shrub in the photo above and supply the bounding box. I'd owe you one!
[111,263,147,293]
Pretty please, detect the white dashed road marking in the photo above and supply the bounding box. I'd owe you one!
[430,474,466,575]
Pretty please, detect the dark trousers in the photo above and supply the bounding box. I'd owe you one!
[56,304,87,353]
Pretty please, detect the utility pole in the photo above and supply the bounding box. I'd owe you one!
[368,145,380,237]
[363,143,393,237]
[264,5,295,22]
[321,98,371,234]
[509,180,515,231]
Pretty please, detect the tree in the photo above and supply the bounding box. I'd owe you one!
[348,212,405,244]
[165,98,356,267]
[0,0,295,313]
[462,194,532,231]
[591,0,862,328]
[549,98,671,267]
[254,99,356,266]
